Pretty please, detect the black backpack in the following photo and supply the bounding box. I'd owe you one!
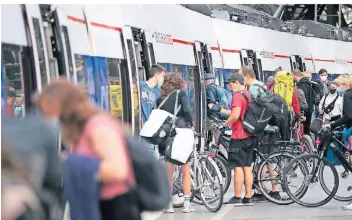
[311,81,323,105]
[236,91,273,134]
[126,135,170,212]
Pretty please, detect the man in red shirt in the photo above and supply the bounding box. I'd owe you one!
[223,73,255,206]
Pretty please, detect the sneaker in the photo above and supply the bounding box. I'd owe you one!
[164,201,174,213]
[242,197,254,206]
[269,191,281,200]
[182,201,195,213]
[224,196,243,207]
[252,193,267,202]
[342,201,352,210]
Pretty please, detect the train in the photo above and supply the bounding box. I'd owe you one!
[2,4,352,140]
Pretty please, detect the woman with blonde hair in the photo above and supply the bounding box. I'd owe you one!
[322,73,352,210]
[36,79,137,220]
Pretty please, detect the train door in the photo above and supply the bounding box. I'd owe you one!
[290,55,306,72]
[24,5,51,91]
[240,49,263,82]
[39,5,76,83]
[193,41,213,152]
[121,26,156,134]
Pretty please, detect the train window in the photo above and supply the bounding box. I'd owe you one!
[244,58,248,66]
[2,44,25,118]
[172,64,183,74]
[32,18,48,86]
[126,39,140,132]
[74,54,87,91]
[62,26,74,80]
[107,58,123,121]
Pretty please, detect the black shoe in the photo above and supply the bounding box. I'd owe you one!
[224,196,243,206]
[242,197,254,206]
[252,193,267,202]
[269,191,281,200]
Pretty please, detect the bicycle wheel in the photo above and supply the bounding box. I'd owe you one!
[283,153,339,208]
[319,164,352,202]
[212,154,231,194]
[197,157,224,212]
[257,151,304,205]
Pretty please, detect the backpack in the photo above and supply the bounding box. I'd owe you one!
[272,71,294,109]
[322,94,339,115]
[126,135,170,212]
[311,81,323,105]
[236,91,273,134]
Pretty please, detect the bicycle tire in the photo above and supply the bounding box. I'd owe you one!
[319,164,352,202]
[213,154,231,194]
[283,153,339,208]
[198,157,224,212]
[257,151,302,205]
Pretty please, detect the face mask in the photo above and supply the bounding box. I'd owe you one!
[329,88,336,94]
[337,88,345,96]
[157,75,164,87]
[321,76,327,82]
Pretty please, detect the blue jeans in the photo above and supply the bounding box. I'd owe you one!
[145,142,159,159]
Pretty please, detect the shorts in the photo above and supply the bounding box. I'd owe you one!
[228,136,256,167]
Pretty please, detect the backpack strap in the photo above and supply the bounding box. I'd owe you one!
[157,91,174,109]
[322,94,328,109]
[250,84,268,97]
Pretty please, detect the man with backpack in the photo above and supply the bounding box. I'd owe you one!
[223,73,255,206]
[240,66,266,99]
[293,70,317,134]
[204,73,232,119]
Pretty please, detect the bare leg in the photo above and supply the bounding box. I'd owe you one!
[181,163,191,195]
[243,167,254,198]
[234,167,244,198]
[166,162,175,194]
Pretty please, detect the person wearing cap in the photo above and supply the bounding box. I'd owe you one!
[205,73,232,119]
[223,73,255,206]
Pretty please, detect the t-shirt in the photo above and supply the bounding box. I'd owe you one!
[140,81,160,123]
[248,80,266,99]
[230,90,252,139]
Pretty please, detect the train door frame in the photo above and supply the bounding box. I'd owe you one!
[290,55,306,72]
[240,49,263,82]
[193,41,213,152]
[40,5,77,83]
[24,4,51,91]
[120,25,157,134]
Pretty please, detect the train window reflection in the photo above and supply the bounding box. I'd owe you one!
[107,58,123,121]
[2,44,25,118]
[127,39,140,132]
[33,18,48,86]
[172,64,183,74]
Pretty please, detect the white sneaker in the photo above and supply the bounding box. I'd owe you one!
[182,201,195,213]
[164,202,174,213]
[342,201,352,210]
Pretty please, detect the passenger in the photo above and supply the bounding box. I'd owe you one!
[2,140,44,220]
[205,73,231,119]
[266,76,275,91]
[223,73,255,206]
[156,72,194,213]
[36,79,136,220]
[316,68,331,96]
[3,89,16,117]
[294,70,314,134]
[318,82,343,123]
[140,64,166,159]
[321,74,352,211]
[239,66,266,99]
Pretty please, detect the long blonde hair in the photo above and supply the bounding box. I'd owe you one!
[334,74,352,88]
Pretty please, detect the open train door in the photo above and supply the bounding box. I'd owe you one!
[290,55,306,72]
[193,41,213,152]
[240,49,263,82]
[24,5,51,91]
[39,5,76,83]
[121,26,157,134]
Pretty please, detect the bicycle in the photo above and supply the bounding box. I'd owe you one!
[291,113,315,153]
[282,122,352,207]
[167,132,224,212]
[206,119,301,205]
